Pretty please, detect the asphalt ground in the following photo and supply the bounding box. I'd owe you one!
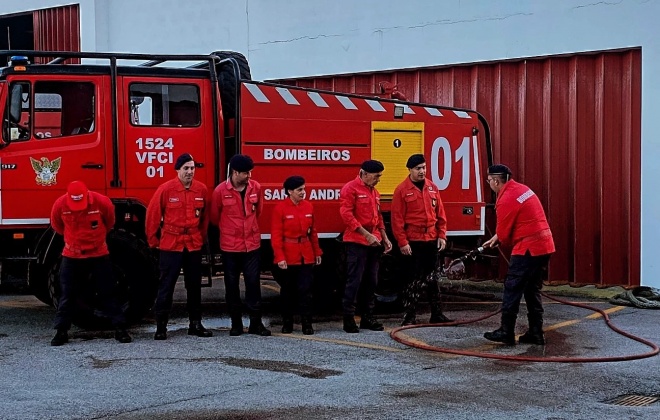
[1,278,659,419]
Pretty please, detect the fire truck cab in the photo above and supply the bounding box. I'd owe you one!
[0,50,492,325]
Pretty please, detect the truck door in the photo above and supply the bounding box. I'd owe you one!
[120,77,212,200]
[0,76,107,225]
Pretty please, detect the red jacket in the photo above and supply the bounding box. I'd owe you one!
[339,176,385,245]
[495,179,555,256]
[271,198,322,265]
[210,179,263,252]
[145,177,209,252]
[391,177,447,247]
[51,191,115,258]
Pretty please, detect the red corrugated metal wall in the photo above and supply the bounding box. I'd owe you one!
[270,49,641,287]
[32,4,80,63]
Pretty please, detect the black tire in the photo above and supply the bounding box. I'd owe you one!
[374,251,404,312]
[312,238,344,314]
[46,229,158,329]
[106,229,158,324]
[211,50,251,120]
[26,228,62,306]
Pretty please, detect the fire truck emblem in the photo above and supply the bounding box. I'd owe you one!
[30,157,62,186]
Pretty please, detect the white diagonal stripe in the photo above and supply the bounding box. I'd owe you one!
[453,110,471,119]
[403,105,415,114]
[425,107,443,116]
[336,96,358,110]
[244,83,270,103]
[365,99,386,112]
[276,87,300,105]
[308,92,329,108]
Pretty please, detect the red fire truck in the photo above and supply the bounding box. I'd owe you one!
[0,50,492,325]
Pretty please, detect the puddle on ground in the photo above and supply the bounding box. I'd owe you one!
[85,354,342,379]
[218,356,341,379]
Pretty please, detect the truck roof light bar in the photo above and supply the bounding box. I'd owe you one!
[8,55,30,66]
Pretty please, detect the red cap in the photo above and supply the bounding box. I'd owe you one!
[66,181,89,211]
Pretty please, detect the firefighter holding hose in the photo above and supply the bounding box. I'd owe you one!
[482,164,555,345]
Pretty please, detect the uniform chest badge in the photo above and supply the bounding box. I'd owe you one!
[195,208,201,218]
[432,198,437,207]
[30,157,61,186]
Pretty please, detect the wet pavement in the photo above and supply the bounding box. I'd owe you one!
[1,278,659,419]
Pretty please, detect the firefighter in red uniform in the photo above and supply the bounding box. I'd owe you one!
[339,160,393,333]
[482,164,555,345]
[271,176,323,335]
[145,153,213,340]
[391,154,453,326]
[210,154,271,337]
[49,181,132,346]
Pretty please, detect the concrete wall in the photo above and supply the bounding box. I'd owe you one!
[1,0,658,287]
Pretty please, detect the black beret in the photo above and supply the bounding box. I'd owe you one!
[229,154,254,172]
[488,164,512,176]
[361,159,384,173]
[406,154,426,169]
[174,153,194,170]
[283,175,305,194]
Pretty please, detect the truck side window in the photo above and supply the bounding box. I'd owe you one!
[34,81,95,139]
[3,82,31,142]
[129,83,200,127]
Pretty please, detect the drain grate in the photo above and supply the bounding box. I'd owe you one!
[605,394,659,407]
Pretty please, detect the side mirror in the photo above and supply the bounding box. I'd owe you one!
[9,84,23,123]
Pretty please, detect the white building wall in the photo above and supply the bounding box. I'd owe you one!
[1,0,658,287]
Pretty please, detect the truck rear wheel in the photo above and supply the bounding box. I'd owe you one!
[47,229,158,329]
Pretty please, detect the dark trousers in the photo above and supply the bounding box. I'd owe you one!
[223,249,261,316]
[54,255,125,330]
[154,249,203,321]
[501,252,551,318]
[401,241,440,314]
[278,264,314,318]
[343,243,381,316]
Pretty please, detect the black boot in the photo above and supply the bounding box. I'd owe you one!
[188,320,213,337]
[483,327,515,345]
[301,316,314,335]
[281,315,294,334]
[343,315,359,333]
[429,303,454,324]
[230,314,244,336]
[519,314,545,345]
[401,312,417,326]
[248,316,272,336]
[484,313,516,345]
[114,329,132,343]
[51,329,69,346]
[360,314,384,331]
[154,318,168,340]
